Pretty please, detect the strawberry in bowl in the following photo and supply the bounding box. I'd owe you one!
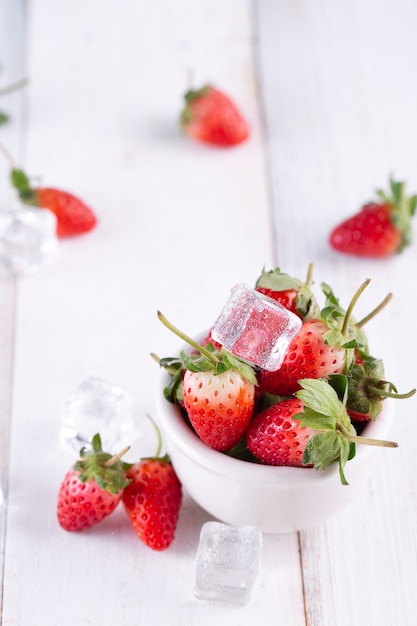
[153,267,415,532]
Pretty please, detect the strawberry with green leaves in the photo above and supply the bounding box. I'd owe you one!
[122,419,182,551]
[0,143,97,237]
[11,168,97,237]
[255,263,320,320]
[57,434,130,532]
[257,279,373,397]
[246,378,398,485]
[329,178,417,257]
[180,85,249,147]
[156,311,257,451]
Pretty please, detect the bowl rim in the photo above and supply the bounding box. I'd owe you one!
[156,366,395,487]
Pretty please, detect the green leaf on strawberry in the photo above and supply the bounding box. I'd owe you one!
[293,378,397,484]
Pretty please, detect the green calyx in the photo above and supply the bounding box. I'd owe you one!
[156,310,257,385]
[10,168,39,205]
[0,111,9,125]
[74,433,131,495]
[0,143,39,205]
[180,85,212,125]
[255,263,320,319]
[330,355,416,420]
[376,177,417,251]
[294,378,398,485]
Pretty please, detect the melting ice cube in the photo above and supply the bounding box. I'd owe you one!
[60,376,135,453]
[194,521,263,606]
[0,206,58,275]
[211,283,301,371]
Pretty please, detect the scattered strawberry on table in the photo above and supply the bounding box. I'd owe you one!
[329,178,417,257]
[180,85,249,147]
[0,142,97,237]
[155,265,415,485]
[123,455,182,552]
[57,433,130,532]
[11,168,97,237]
[57,425,182,551]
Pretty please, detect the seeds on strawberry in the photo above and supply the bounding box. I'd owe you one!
[57,434,130,532]
[156,311,257,452]
[122,457,182,551]
[180,85,249,147]
[257,318,346,396]
[246,398,316,467]
[183,369,255,451]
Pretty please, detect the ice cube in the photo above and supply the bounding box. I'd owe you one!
[211,283,302,371]
[0,206,58,275]
[60,376,135,453]
[194,521,263,606]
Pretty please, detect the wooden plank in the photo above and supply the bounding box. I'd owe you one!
[256,0,417,624]
[1,1,306,624]
[0,0,26,616]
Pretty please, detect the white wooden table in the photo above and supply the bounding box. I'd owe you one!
[1,1,417,624]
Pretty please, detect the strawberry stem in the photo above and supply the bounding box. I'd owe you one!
[146,414,163,458]
[367,386,416,400]
[341,278,371,337]
[356,293,393,328]
[336,421,398,448]
[0,141,16,168]
[305,262,314,289]
[157,310,219,366]
[104,445,131,468]
[0,77,28,96]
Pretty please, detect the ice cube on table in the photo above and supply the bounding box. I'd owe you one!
[211,283,302,371]
[0,206,58,275]
[194,521,263,606]
[60,376,135,453]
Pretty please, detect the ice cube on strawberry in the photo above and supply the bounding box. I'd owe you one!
[211,283,302,371]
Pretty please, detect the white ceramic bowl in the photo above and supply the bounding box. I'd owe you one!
[156,368,395,534]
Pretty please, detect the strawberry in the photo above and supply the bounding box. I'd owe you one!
[122,454,182,551]
[10,167,97,237]
[255,263,320,320]
[57,434,130,532]
[257,279,377,397]
[257,317,347,397]
[180,85,249,147]
[329,178,417,257]
[183,368,255,451]
[246,378,398,484]
[246,397,317,467]
[156,311,257,451]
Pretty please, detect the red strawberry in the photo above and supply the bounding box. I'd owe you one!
[183,368,255,451]
[257,318,347,396]
[10,167,97,237]
[247,378,398,484]
[180,85,249,147]
[57,434,130,532]
[255,264,319,320]
[157,311,257,451]
[329,178,417,257]
[122,455,182,551]
[257,279,380,397]
[246,397,317,467]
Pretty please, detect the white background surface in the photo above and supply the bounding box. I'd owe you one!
[1,1,417,624]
